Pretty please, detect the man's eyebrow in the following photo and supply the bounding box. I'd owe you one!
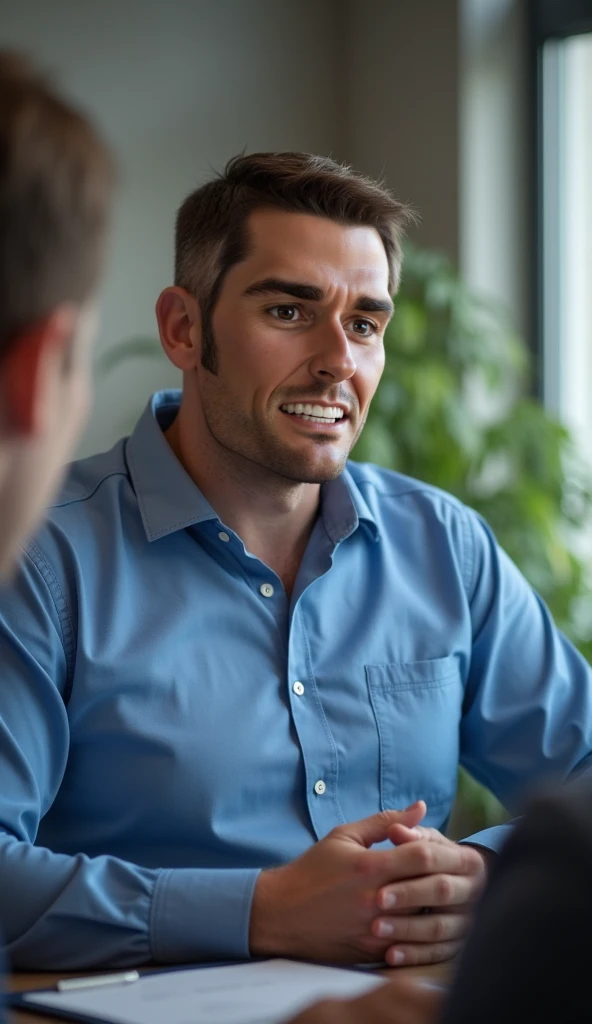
[355,296,395,317]
[243,278,394,317]
[243,278,324,302]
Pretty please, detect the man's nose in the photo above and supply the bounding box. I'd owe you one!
[308,321,357,383]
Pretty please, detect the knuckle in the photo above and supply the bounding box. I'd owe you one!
[380,809,399,826]
[415,843,435,873]
[430,915,446,942]
[358,887,377,913]
[353,851,372,876]
[463,846,485,873]
[400,944,421,966]
[436,875,454,903]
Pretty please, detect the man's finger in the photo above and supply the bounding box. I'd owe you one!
[389,823,452,847]
[377,869,484,911]
[371,909,468,943]
[385,939,463,967]
[341,801,427,849]
[366,835,484,888]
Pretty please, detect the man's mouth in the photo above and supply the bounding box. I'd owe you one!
[279,403,347,425]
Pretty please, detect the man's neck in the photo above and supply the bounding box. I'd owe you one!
[165,405,321,596]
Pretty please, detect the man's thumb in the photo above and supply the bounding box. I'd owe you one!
[345,801,427,848]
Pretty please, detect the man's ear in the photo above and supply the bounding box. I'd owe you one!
[0,305,78,436]
[156,287,202,371]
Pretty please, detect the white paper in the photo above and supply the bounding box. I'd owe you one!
[24,959,385,1024]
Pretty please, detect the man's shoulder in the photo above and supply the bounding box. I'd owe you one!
[346,460,472,520]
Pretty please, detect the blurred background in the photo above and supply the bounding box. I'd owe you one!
[2,0,591,831]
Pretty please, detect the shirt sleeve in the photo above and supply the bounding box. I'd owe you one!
[0,547,259,969]
[456,509,592,851]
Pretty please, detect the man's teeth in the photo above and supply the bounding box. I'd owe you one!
[281,403,345,423]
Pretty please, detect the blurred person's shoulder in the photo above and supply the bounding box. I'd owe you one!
[23,437,134,568]
[50,437,130,512]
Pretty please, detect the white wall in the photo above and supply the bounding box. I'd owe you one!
[346,0,461,260]
[4,0,511,457]
[1,0,346,456]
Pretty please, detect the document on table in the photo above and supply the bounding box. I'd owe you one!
[22,959,386,1024]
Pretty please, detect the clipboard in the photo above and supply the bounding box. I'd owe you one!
[7,962,235,1023]
[8,959,386,1024]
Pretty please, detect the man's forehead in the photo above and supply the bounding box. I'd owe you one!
[242,209,390,291]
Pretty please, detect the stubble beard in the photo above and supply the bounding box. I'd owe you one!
[202,390,364,485]
[198,332,363,484]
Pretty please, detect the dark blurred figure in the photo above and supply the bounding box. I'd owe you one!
[439,780,592,1023]
[0,50,114,1014]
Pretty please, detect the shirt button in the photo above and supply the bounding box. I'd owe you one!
[259,583,274,598]
[218,531,230,543]
[292,681,305,696]
[314,780,326,796]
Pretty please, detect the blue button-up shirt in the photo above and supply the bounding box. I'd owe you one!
[1,389,591,970]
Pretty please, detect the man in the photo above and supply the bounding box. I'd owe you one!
[0,151,591,973]
[0,49,113,1010]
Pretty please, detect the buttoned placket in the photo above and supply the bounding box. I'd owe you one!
[284,519,349,839]
[201,514,348,839]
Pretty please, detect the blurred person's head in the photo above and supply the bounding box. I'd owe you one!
[157,152,412,486]
[0,52,113,577]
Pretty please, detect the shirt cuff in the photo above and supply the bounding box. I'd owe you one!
[458,822,514,854]
[150,867,261,962]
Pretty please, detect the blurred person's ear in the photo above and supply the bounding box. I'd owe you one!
[0,304,78,436]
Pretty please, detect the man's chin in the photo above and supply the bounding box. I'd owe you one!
[269,450,349,485]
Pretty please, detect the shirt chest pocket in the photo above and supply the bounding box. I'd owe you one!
[365,657,462,822]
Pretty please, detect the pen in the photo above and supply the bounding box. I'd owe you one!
[57,970,140,992]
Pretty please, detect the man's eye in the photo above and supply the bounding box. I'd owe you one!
[270,305,302,322]
[351,318,375,337]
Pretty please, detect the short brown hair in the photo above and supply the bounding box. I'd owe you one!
[175,152,413,373]
[0,52,114,356]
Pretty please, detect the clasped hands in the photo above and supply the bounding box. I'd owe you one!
[250,801,488,967]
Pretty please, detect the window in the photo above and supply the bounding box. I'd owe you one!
[535,2,592,457]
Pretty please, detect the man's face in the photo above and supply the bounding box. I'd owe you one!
[0,303,96,579]
[196,210,392,484]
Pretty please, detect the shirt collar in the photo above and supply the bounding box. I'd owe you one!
[126,390,217,541]
[321,469,379,544]
[126,390,379,544]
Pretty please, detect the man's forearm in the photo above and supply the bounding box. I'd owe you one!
[1,836,259,969]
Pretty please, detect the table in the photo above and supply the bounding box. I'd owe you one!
[7,962,449,1023]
